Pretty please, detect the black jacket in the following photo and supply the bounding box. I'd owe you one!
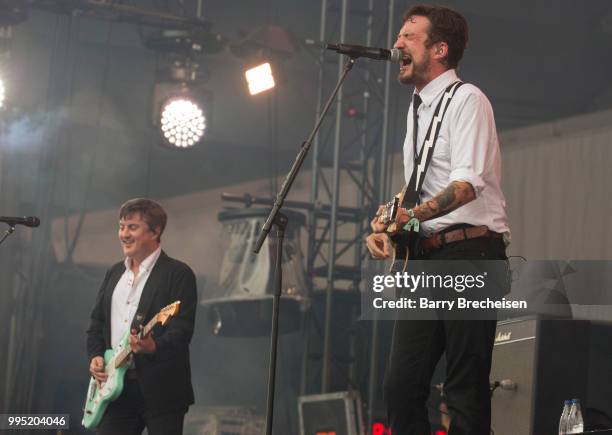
[86,250,197,410]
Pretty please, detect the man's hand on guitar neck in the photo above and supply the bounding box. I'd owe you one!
[371,205,389,233]
[129,329,157,354]
[367,205,394,259]
[89,356,107,387]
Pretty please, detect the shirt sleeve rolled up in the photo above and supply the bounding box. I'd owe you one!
[448,90,496,197]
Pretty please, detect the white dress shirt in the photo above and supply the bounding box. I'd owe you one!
[402,69,510,238]
[110,247,162,349]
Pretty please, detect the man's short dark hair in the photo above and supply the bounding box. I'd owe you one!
[404,4,468,69]
[119,198,167,242]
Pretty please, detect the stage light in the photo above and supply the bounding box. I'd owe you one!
[159,97,206,148]
[150,57,213,149]
[245,62,275,95]
[229,26,297,96]
[152,83,212,149]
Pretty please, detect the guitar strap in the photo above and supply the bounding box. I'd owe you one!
[401,80,464,210]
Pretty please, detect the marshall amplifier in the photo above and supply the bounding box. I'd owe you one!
[490,317,589,435]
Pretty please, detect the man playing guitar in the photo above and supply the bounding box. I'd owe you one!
[86,198,197,434]
[366,5,510,435]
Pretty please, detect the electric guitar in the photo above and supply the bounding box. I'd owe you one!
[378,186,419,273]
[82,301,181,429]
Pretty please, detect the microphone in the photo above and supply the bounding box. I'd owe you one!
[304,39,412,63]
[303,39,410,63]
[0,216,41,228]
[325,43,407,62]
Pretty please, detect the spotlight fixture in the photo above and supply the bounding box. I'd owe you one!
[245,62,275,95]
[151,59,212,149]
[229,25,297,96]
[144,25,222,149]
[159,96,206,148]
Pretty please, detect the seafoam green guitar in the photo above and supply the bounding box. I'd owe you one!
[82,301,181,429]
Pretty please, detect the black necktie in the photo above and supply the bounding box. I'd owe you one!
[412,93,422,161]
[403,93,423,209]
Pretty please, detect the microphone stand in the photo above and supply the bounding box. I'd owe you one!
[0,224,16,246]
[254,57,357,435]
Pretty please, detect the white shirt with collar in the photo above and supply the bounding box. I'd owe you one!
[110,246,162,349]
[402,68,510,238]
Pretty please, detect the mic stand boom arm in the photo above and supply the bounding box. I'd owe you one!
[0,225,16,247]
[253,57,355,254]
[253,57,357,435]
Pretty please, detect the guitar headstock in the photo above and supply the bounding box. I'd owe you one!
[158,301,181,325]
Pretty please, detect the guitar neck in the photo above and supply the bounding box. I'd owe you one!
[114,314,159,368]
[141,315,158,337]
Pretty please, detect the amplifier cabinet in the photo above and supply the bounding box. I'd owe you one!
[490,317,589,435]
[298,391,364,435]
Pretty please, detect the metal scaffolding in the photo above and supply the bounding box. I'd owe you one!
[302,0,397,421]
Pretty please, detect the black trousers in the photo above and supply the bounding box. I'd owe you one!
[97,378,187,435]
[383,236,507,435]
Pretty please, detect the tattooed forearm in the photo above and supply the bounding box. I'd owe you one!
[412,181,475,222]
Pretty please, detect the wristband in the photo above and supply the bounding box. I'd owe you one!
[403,208,420,233]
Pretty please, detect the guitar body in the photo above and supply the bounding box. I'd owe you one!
[82,335,130,429]
[389,232,417,274]
[81,301,180,429]
[380,189,419,274]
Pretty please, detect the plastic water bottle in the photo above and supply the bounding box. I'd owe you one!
[567,399,584,434]
[559,400,571,434]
